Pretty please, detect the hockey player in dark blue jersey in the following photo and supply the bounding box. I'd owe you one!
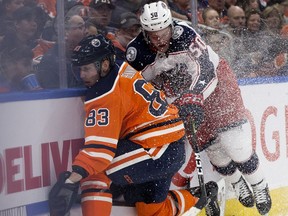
[125,1,272,215]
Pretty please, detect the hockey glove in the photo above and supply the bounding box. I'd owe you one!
[189,181,219,211]
[174,92,204,130]
[49,171,80,216]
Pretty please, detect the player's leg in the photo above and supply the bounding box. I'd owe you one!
[107,139,219,215]
[171,137,195,189]
[130,178,219,216]
[80,172,112,216]
[218,123,272,215]
[205,137,255,208]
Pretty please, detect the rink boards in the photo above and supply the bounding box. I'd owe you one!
[0,77,288,216]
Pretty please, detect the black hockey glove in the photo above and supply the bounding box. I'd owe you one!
[49,171,80,216]
[174,92,204,130]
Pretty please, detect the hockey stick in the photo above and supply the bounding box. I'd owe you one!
[186,117,208,205]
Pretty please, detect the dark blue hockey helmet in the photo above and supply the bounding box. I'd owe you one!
[71,34,116,68]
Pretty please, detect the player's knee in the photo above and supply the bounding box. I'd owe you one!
[212,160,237,176]
[235,152,259,175]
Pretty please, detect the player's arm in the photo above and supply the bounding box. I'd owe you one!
[173,30,218,132]
[49,97,122,215]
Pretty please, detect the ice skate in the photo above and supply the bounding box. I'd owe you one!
[232,176,255,207]
[251,179,272,215]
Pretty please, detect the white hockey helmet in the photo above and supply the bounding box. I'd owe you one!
[140,1,172,32]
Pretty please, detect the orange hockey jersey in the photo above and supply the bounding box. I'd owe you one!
[73,61,185,176]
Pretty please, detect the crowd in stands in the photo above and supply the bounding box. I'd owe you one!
[0,0,287,92]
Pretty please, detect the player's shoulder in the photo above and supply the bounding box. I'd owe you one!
[126,32,146,50]
[126,32,156,71]
[172,20,197,42]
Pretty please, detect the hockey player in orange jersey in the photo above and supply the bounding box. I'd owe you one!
[48,34,219,216]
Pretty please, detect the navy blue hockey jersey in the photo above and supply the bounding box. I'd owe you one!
[126,21,219,102]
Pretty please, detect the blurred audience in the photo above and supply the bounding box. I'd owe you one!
[199,7,234,64]
[85,17,99,36]
[37,0,57,18]
[168,0,192,21]
[1,0,288,94]
[273,24,288,75]
[225,0,238,9]
[36,14,86,88]
[0,45,42,92]
[110,0,144,26]
[262,4,284,36]
[236,8,279,77]
[233,8,264,77]
[0,0,24,25]
[224,5,246,37]
[202,7,222,29]
[88,0,115,36]
[281,0,288,24]
[0,6,39,50]
[207,0,229,24]
[111,12,141,60]
[237,0,263,12]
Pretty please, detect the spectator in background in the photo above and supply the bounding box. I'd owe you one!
[225,0,238,9]
[33,2,87,68]
[201,7,222,29]
[273,24,288,75]
[21,0,52,38]
[207,0,229,24]
[36,0,56,18]
[40,1,85,42]
[111,12,141,60]
[199,7,234,64]
[110,0,144,27]
[0,45,42,92]
[85,18,99,36]
[235,8,278,78]
[88,0,115,36]
[234,8,263,77]
[0,6,39,51]
[261,4,288,76]
[237,0,262,12]
[281,0,288,24]
[262,4,284,36]
[224,5,246,37]
[168,0,192,21]
[0,0,24,25]
[36,14,86,88]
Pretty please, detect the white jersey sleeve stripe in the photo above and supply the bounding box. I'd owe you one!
[81,196,112,203]
[131,124,184,141]
[85,136,118,145]
[82,150,114,161]
[106,155,151,175]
